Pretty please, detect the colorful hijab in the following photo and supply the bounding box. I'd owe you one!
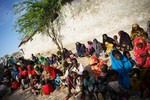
[131,23,147,41]
[89,55,105,79]
[105,42,114,54]
[133,37,150,69]
[110,50,132,89]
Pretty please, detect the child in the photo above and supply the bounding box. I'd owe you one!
[65,71,82,100]
[123,51,141,84]
[108,69,129,100]
[11,79,20,91]
[81,70,95,100]
[96,64,108,99]
[113,35,120,50]
[41,80,54,95]
[30,76,41,95]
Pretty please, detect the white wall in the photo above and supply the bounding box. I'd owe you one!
[20,0,150,58]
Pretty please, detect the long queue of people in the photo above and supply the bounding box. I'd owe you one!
[0,22,150,100]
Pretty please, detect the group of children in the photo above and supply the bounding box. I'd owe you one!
[0,22,150,100]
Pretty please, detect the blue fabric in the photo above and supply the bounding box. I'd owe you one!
[110,51,132,89]
[12,68,19,79]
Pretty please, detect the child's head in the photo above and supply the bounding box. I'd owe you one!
[123,51,131,59]
[82,70,90,80]
[109,70,118,81]
[112,50,122,60]
[113,35,118,40]
[41,80,46,86]
[100,64,108,73]
[70,71,77,79]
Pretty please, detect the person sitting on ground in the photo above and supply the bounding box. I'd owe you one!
[96,64,109,99]
[18,67,29,90]
[140,70,150,98]
[80,44,86,57]
[113,35,120,50]
[64,58,84,79]
[118,30,133,51]
[133,37,150,69]
[31,54,38,64]
[81,70,96,100]
[108,69,129,100]
[65,71,82,100]
[69,50,76,59]
[123,51,138,67]
[62,48,70,60]
[27,65,36,79]
[102,34,115,51]
[47,57,53,65]
[105,42,114,56]
[93,39,104,58]
[76,42,82,57]
[39,56,47,65]
[30,77,42,95]
[110,50,132,89]
[41,80,54,95]
[87,41,95,56]
[11,79,20,91]
[89,53,106,80]
[130,23,148,43]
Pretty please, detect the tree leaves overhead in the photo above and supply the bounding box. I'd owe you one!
[13,0,63,39]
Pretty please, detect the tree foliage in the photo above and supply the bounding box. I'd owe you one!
[13,0,69,50]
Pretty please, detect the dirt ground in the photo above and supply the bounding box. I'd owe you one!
[3,56,146,100]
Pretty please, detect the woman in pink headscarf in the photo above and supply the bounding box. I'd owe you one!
[133,37,150,69]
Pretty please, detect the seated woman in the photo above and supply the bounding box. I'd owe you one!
[118,30,133,51]
[131,23,148,42]
[113,35,120,50]
[105,42,114,55]
[89,53,106,79]
[62,48,70,60]
[76,42,82,57]
[102,34,115,51]
[110,50,132,89]
[93,39,104,58]
[133,37,150,69]
[87,41,95,56]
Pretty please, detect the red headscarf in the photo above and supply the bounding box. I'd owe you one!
[27,65,36,77]
[45,66,56,79]
[133,37,150,69]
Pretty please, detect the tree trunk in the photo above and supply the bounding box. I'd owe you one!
[46,24,63,50]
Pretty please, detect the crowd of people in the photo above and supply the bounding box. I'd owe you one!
[0,22,150,100]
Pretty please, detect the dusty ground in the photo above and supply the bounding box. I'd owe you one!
[3,56,145,100]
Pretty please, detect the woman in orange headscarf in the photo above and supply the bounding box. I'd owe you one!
[133,37,150,69]
[89,53,106,79]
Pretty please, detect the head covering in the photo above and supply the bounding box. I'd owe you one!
[118,30,132,46]
[110,50,132,89]
[133,37,150,68]
[27,65,33,70]
[105,42,114,54]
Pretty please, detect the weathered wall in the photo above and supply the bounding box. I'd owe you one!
[20,0,150,58]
